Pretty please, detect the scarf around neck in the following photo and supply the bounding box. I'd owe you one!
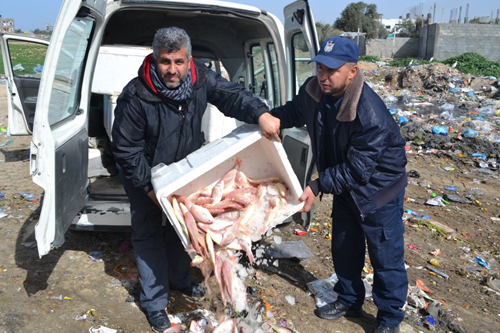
[148,57,194,102]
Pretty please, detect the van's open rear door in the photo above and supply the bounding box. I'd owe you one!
[282,0,319,231]
[32,0,107,257]
[0,34,48,135]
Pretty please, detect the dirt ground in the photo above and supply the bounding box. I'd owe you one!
[1,62,500,333]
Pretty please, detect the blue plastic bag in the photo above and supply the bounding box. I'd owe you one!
[475,256,490,269]
[432,126,448,136]
[397,115,408,125]
[472,153,487,161]
[461,128,478,138]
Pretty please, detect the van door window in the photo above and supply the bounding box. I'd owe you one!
[48,19,93,126]
[267,43,280,107]
[292,33,312,95]
[6,39,47,78]
[250,44,267,99]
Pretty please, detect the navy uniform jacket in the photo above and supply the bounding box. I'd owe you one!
[272,71,407,218]
[112,57,268,194]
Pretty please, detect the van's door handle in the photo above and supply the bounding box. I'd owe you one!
[30,142,39,176]
[300,147,307,166]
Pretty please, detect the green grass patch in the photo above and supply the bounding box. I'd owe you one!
[441,52,500,77]
[414,219,446,236]
[359,55,380,62]
[387,53,500,77]
[0,40,48,76]
[387,58,432,67]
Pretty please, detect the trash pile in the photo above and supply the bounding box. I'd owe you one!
[356,60,500,332]
[362,61,500,167]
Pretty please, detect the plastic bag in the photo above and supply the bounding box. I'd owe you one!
[432,126,448,136]
[461,128,478,138]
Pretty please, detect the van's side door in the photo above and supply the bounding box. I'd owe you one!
[32,0,107,257]
[284,0,319,97]
[0,34,49,135]
[282,0,319,230]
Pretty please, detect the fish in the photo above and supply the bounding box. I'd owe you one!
[213,254,227,306]
[179,202,202,255]
[266,322,293,333]
[171,195,189,240]
[166,157,298,325]
[176,195,215,224]
[211,318,236,333]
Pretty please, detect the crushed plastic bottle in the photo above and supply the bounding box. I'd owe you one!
[13,63,25,71]
[477,106,493,116]
[384,95,397,104]
[440,103,455,110]
[34,64,44,73]
[439,110,454,120]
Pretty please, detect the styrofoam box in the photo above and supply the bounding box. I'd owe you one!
[151,124,304,252]
[92,45,152,96]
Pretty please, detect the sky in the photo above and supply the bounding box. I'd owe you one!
[2,0,499,32]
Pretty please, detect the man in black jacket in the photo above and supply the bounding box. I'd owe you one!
[265,36,408,333]
[111,26,278,332]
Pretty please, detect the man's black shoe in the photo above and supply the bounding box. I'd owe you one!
[374,324,400,333]
[173,282,206,298]
[147,310,171,332]
[314,300,363,320]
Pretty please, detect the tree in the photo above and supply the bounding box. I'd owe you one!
[315,22,343,44]
[397,16,427,38]
[333,2,388,39]
[32,28,52,37]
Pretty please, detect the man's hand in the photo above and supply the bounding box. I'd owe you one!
[147,190,161,208]
[258,112,281,142]
[298,185,316,212]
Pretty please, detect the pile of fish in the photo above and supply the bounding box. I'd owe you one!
[162,157,301,322]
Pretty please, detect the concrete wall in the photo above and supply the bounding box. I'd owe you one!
[365,38,419,60]
[419,23,500,61]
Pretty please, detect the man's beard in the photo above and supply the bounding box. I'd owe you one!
[163,73,187,89]
[322,81,347,96]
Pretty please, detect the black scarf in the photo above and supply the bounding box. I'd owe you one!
[149,60,193,102]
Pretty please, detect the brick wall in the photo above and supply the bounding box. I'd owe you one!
[365,38,419,60]
[419,23,500,61]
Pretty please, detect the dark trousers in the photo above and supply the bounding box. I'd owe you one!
[331,190,407,328]
[120,170,192,312]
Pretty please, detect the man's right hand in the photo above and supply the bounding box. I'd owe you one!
[147,190,161,208]
[298,185,316,213]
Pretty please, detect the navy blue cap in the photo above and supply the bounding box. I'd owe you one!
[311,36,359,69]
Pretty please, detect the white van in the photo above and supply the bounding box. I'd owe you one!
[1,0,318,257]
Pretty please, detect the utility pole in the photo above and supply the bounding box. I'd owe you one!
[433,3,436,24]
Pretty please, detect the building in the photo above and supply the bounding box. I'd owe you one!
[380,18,404,32]
[1,17,16,33]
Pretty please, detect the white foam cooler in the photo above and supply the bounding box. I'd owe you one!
[151,124,304,253]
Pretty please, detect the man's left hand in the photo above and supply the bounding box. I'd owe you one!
[258,112,281,142]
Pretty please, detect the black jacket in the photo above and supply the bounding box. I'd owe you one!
[272,71,407,218]
[111,57,268,193]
